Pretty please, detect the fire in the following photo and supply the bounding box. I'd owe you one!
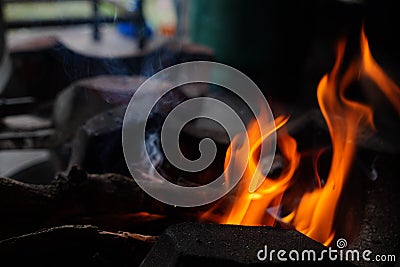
[221,114,294,226]
[202,27,400,246]
[360,29,400,115]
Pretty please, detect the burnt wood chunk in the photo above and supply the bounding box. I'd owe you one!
[0,166,145,239]
[0,225,156,266]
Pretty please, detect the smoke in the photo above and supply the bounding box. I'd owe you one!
[144,132,163,177]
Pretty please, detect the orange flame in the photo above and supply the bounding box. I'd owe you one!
[221,114,294,226]
[361,29,400,115]
[202,26,400,246]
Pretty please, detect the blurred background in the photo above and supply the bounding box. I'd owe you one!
[1,0,400,184]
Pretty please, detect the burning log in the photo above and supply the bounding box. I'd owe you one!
[196,31,400,251]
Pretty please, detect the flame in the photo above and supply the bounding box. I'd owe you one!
[360,29,400,114]
[221,114,294,226]
[202,27,400,246]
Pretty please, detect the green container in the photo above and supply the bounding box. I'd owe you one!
[189,0,277,71]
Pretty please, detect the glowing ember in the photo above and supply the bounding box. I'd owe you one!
[201,27,400,246]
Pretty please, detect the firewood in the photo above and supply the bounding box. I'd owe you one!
[0,225,157,266]
[0,166,147,239]
[100,230,159,243]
